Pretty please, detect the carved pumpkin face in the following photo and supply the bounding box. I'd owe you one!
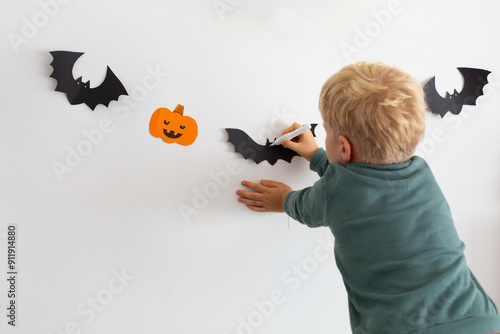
[149,105,198,146]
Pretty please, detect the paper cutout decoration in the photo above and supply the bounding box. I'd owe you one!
[149,105,198,146]
[225,124,317,165]
[49,51,128,110]
[424,67,491,118]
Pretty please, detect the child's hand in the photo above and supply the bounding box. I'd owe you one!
[236,180,292,212]
[281,122,319,162]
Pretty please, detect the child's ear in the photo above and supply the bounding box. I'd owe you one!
[339,135,352,163]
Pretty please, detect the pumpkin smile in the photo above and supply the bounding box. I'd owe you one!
[163,128,183,139]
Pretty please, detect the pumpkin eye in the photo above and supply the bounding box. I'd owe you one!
[164,120,170,125]
[180,125,185,129]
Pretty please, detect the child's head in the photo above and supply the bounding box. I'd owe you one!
[319,62,426,165]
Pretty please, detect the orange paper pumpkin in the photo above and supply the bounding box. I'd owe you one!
[149,105,198,146]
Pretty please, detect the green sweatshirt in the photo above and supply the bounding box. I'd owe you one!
[284,148,500,334]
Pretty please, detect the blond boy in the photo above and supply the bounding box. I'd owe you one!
[236,62,500,333]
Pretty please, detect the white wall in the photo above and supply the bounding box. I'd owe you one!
[0,1,499,333]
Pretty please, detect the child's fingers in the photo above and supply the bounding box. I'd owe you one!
[238,196,263,208]
[282,139,300,151]
[290,134,303,143]
[236,189,262,200]
[281,122,302,136]
[301,129,315,140]
[246,205,267,212]
[241,180,265,192]
[260,180,282,188]
[236,188,265,207]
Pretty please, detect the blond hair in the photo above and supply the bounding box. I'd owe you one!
[319,62,426,164]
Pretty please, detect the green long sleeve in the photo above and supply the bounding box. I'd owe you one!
[284,148,500,334]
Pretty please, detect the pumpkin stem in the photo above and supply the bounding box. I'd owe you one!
[173,104,184,116]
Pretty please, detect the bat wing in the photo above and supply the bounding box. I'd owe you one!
[84,67,128,110]
[49,51,84,102]
[225,124,318,165]
[225,128,269,164]
[423,76,453,118]
[455,67,491,108]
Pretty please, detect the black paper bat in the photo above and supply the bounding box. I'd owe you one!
[225,124,317,165]
[424,67,491,118]
[49,51,128,110]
